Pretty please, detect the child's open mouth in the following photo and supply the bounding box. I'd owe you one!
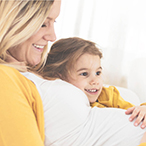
[85,89,98,94]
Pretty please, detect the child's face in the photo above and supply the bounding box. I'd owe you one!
[67,53,103,103]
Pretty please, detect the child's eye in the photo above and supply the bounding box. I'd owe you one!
[96,71,101,76]
[80,72,88,76]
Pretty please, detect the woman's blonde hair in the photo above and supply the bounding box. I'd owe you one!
[0,0,54,71]
[41,37,103,80]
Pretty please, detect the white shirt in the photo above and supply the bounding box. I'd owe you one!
[21,72,145,146]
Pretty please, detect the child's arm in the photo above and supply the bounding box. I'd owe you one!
[98,86,134,109]
[96,86,146,129]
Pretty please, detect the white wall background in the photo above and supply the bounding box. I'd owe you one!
[51,0,146,102]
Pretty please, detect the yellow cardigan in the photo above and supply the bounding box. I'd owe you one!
[139,143,146,146]
[0,65,44,146]
[91,86,134,109]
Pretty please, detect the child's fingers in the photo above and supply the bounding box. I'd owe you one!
[141,117,146,129]
[128,106,140,122]
[126,106,146,129]
[134,111,145,126]
[125,106,135,115]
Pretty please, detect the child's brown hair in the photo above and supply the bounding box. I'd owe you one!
[42,37,103,80]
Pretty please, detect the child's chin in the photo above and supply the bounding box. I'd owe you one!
[90,100,97,104]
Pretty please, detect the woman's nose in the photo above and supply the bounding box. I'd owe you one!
[43,25,56,42]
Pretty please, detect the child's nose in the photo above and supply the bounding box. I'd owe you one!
[89,77,99,85]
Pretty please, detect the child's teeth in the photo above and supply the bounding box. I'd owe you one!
[88,89,96,92]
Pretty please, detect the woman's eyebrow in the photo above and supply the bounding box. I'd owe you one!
[46,17,56,22]
[47,17,53,20]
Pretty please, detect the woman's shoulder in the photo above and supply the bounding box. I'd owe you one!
[0,64,40,89]
[0,64,19,74]
[0,64,41,102]
[0,64,30,82]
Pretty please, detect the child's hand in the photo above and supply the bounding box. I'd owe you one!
[125,105,146,129]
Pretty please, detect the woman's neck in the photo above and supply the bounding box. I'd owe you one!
[5,51,28,72]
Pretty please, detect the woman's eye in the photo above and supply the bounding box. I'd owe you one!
[41,24,46,27]
[96,71,101,76]
[80,72,88,76]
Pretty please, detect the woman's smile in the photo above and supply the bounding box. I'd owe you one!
[33,44,45,53]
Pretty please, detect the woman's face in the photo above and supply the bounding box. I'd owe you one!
[8,0,61,66]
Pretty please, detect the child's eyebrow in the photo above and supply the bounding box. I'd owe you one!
[77,66,102,72]
[77,68,88,72]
